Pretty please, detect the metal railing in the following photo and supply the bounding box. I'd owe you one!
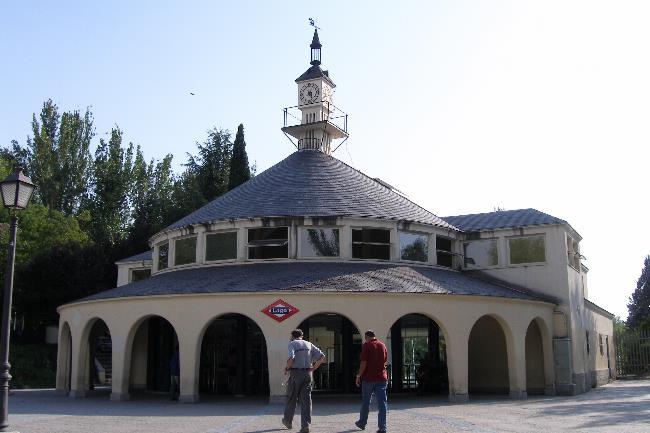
[616,328,650,376]
[283,100,348,133]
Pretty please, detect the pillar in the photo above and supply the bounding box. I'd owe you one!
[445,326,469,403]
[68,326,86,398]
[508,326,527,399]
[179,330,200,403]
[110,332,130,401]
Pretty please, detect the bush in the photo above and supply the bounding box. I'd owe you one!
[9,343,56,389]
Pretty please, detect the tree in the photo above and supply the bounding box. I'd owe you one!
[627,255,650,329]
[228,124,252,190]
[86,127,134,246]
[22,99,93,215]
[186,128,232,203]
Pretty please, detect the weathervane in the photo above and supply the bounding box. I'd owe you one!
[308,18,321,30]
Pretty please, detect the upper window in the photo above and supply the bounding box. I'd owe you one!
[399,232,428,262]
[248,227,288,259]
[130,268,151,282]
[206,231,238,261]
[301,228,340,257]
[567,235,580,270]
[352,228,390,260]
[464,239,498,268]
[599,334,604,356]
[157,242,169,271]
[175,236,197,266]
[436,236,453,268]
[509,235,546,264]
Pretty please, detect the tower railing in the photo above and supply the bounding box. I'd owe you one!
[282,100,348,133]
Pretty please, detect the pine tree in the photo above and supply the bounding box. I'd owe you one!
[627,255,650,329]
[228,124,251,190]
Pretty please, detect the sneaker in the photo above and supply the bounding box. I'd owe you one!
[376,430,387,433]
[355,420,365,430]
[281,418,292,429]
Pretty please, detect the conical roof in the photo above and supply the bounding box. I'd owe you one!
[163,150,455,232]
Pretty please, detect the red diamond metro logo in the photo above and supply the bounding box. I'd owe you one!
[261,299,299,323]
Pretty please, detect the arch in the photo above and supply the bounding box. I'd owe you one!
[198,313,269,397]
[297,312,362,394]
[57,322,73,394]
[386,313,449,394]
[468,315,510,395]
[78,317,113,395]
[525,319,545,394]
[125,315,179,397]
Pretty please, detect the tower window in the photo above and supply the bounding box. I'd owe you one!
[509,235,546,264]
[157,242,169,271]
[436,236,453,268]
[464,239,498,268]
[352,228,391,260]
[399,232,428,262]
[301,228,340,257]
[248,227,288,259]
[175,236,197,266]
[206,231,238,261]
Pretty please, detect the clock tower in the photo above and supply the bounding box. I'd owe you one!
[282,29,348,154]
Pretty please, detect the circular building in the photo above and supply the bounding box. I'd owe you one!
[56,30,614,404]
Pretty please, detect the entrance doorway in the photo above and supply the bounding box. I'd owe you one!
[199,314,269,396]
[298,313,361,393]
[87,319,112,392]
[387,314,448,394]
[468,315,509,395]
[129,316,178,394]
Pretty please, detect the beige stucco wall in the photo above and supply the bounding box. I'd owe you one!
[57,290,555,402]
[583,304,615,386]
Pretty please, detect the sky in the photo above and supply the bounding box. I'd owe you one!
[1,1,649,318]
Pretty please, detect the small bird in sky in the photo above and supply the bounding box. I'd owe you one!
[190,92,195,96]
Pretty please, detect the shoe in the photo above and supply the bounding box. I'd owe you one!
[355,420,366,430]
[281,418,292,429]
[376,430,387,433]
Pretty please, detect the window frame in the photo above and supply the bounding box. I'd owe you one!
[174,235,198,267]
[398,230,429,263]
[247,226,289,260]
[463,238,499,269]
[204,230,239,263]
[299,227,341,259]
[129,267,152,283]
[507,234,547,266]
[156,241,169,271]
[351,227,392,261]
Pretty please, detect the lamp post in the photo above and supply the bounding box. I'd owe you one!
[0,167,35,431]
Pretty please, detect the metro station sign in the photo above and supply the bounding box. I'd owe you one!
[261,299,299,323]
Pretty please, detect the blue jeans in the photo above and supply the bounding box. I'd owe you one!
[358,380,387,431]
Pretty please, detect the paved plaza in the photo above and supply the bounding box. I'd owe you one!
[5,380,649,433]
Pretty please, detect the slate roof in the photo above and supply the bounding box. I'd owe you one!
[72,262,555,304]
[163,150,456,231]
[442,208,566,232]
[115,251,152,264]
[295,65,335,87]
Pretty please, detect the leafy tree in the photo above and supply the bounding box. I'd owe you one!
[22,100,93,215]
[186,128,232,203]
[128,152,176,252]
[401,238,428,262]
[86,127,134,246]
[228,124,252,190]
[627,255,650,329]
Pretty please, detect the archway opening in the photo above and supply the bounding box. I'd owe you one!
[468,315,509,395]
[87,319,112,394]
[387,314,448,394]
[525,319,545,395]
[129,316,178,395]
[297,313,361,393]
[199,314,269,397]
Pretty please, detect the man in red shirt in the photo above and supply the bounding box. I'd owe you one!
[354,330,388,433]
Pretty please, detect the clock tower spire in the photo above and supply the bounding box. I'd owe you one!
[282,29,348,155]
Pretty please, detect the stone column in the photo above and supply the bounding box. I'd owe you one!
[110,331,130,401]
[68,326,86,398]
[508,326,528,399]
[445,326,469,403]
[179,331,201,403]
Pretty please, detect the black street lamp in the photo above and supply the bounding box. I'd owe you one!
[0,167,35,431]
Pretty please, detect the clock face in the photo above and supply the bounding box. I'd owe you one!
[299,82,320,105]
